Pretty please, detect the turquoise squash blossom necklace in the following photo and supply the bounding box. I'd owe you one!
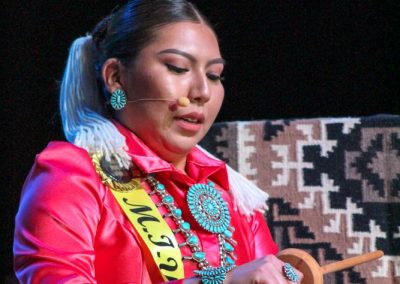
[146,175,237,284]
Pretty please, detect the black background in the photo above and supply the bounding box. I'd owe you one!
[2,1,398,282]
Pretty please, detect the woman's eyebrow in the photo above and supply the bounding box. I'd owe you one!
[158,48,226,66]
[207,58,226,67]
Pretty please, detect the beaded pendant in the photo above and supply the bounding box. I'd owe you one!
[187,182,230,234]
[187,182,236,267]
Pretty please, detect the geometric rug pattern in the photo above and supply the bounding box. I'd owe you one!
[200,114,400,283]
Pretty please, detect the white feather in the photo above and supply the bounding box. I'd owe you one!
[197,145,269,216]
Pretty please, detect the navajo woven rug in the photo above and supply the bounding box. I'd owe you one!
[201,114,400,284]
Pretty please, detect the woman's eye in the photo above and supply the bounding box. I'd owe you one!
[166,63,188,74]
[207,73,224,82]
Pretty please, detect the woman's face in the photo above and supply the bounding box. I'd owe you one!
[117,22,225,164]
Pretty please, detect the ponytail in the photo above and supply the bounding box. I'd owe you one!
[59,35,131,169]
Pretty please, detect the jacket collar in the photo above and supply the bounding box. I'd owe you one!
[113,121,229,190]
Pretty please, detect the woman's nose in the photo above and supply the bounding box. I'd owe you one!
[188,73,211,104]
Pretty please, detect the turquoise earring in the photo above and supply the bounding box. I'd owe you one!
[110,89,127,110]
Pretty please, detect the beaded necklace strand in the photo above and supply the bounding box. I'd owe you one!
[146,175,236,283]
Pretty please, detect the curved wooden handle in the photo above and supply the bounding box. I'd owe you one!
[321,250,384,274]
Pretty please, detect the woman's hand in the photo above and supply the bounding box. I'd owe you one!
[225,254,303,284]
[182,254,303,284]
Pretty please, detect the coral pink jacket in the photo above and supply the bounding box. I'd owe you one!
[14,123,278,283]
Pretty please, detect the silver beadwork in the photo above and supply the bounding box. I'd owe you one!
[145,175,236,275]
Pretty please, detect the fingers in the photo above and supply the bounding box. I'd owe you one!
[283,262,303,283]
[226,255,303,284]
[263,255,288,284]
[226,254,304,284]
[264,255,303,282]
[261,261,287,284]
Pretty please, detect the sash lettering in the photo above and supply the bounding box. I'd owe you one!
[92,154,184,280]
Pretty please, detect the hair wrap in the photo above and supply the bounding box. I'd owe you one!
[60,35,131,169]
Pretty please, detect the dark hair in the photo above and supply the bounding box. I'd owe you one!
[60,0,214,152]
[92,0,213,77]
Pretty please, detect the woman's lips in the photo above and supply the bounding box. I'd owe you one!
[174,112,204,132]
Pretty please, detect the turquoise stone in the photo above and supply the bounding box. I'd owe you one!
[110,89,127,110]
[187,183,230,234]
[224,242,234,252]
[225,256,235,265]
[187,195,194,204]
[180,222,190,232]
[206,202,214,211]
[223,230,232,239]
[156,183,165,191]
[172,208,182,218]
[192,251,205,261]
[203,199,219,217]
[207,181,215,187]
[163,196,173,203]
[187,235,199,245]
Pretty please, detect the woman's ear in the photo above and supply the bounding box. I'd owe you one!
[102,58,124,94]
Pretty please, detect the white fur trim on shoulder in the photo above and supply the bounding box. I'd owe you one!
[73,116,132,170]
[196,145,269,216]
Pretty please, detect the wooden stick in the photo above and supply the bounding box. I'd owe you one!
[321,250,384,274]
[278,249,384,284]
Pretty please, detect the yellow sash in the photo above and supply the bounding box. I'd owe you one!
[92,154,184,281]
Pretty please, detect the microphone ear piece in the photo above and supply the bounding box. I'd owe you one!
[177,97,190,107]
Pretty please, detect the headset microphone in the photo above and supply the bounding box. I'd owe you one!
[127,97,190,107]
[176,97,190,107]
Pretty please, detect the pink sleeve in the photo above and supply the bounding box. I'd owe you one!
[250,211,279,258]
[14,142,103,283]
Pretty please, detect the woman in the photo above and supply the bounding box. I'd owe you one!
[14,1,302,283]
